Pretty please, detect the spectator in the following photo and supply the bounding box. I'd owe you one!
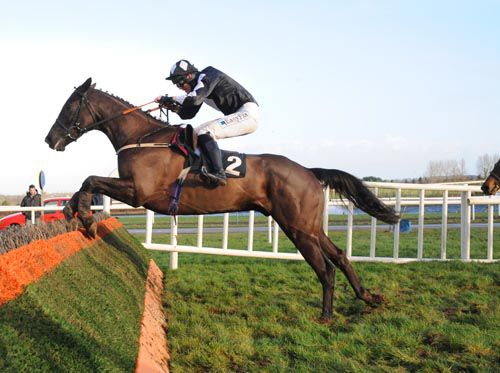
[20,184,41,223]
[91,193,103,206]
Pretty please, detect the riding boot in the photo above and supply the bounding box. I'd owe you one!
[198,134,227,187]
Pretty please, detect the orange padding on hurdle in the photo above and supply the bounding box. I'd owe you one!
[0,218,122,306]
[135,259,169,373]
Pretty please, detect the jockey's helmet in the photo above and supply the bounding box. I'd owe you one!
[166,59,198,85]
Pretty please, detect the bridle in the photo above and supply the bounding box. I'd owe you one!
[55,90,101,140]
[56,88,158,141]
[489,163,500,183]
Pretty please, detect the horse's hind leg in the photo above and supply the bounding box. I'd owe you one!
[275,224,336,321]
[319,233,383,306]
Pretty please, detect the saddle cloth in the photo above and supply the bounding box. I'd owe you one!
[172,125,246,179]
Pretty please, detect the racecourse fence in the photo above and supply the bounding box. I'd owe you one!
[1,181,498,269]
[140,181,500,269]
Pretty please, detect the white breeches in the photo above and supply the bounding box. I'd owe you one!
[195,102,260,140]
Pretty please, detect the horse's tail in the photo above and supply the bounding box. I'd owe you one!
[309,168,399,224]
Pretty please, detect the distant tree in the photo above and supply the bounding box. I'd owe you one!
[362,176,384,182]
[1,200,7,206]
[424,158,467,182]
[476,153,499,178]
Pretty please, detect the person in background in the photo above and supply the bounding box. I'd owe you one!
[91,192,103,206]
[156,59,259,186]
[20,184,41,224]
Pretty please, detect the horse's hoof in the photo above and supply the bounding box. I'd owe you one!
[318,315,333,324]
[63,205,75,221]
[365,291,387,306]
[69,218,82,231]
[82,216,97,238]
[87,222,98,238]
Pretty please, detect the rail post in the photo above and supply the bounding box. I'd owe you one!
[268,216,272,243]
[222,213,229,250]
[145,209,154,245]
[346,201,353,257]
[487,204,494,261]
[440,190,448,260]
[103,195,111,214]
[369,187,378,258]
[393,188,401,259]
[197,215,203,248]
[323,185,330,234]
[460,191,471,260]
[272,220,279,253]
[247,210,255,251]
[417,189,425,259]
[170,216,178,270]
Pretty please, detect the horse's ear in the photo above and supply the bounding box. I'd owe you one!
[90,83,96,89]
[77,77,92,93]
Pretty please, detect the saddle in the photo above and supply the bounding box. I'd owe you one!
[167,125,247,214]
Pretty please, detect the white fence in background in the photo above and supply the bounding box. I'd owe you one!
[1,181,498,268]
[142,182,500,269]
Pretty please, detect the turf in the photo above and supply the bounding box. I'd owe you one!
[0,227,151,373]
[151,253,499,373]
[141,227,499,373]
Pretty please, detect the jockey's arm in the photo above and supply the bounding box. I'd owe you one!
[176,104,201,119]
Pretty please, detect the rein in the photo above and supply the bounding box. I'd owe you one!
[56,89,159,141]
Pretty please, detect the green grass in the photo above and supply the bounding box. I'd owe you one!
[138,226,499,372]
[0,227,151,373]
[148,252,500,373]
[2,218,497,372]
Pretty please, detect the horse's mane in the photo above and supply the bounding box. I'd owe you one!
[94,88,172,127]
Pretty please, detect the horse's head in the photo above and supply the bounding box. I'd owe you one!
[481,159,500,195]
[45,78,98,151]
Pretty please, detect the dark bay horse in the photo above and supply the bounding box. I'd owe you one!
[481,159,500,195]
[45,78,399,321]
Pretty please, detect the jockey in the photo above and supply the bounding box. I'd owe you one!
[155,59,259,186]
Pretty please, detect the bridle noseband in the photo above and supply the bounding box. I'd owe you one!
[56,89,100,140]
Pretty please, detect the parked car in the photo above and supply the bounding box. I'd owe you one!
[0,197,71,230]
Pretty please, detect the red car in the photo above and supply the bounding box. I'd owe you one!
[0,197,70,230]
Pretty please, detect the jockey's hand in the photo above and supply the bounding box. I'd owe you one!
[156,95,178,111]
[156,95,174,106]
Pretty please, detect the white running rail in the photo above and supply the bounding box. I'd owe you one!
[141,181,499,268]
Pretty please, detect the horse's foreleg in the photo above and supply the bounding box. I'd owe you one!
[77,176,137,237]
[63,192,83,230]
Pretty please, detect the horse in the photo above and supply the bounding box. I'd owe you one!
[45,78,399,321]
[481,159,500,195]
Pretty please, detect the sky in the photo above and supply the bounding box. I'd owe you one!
[1,0,499,194]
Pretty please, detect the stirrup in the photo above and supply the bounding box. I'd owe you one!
[201,166,227,186]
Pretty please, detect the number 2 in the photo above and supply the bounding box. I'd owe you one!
[225,156,242,176]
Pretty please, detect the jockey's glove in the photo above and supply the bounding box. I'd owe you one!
[158,96,180,112]
[158,96,175,106]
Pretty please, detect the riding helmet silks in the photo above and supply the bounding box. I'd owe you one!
[166,60,198,84]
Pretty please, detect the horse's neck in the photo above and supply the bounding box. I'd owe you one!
[92,91,173,150]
